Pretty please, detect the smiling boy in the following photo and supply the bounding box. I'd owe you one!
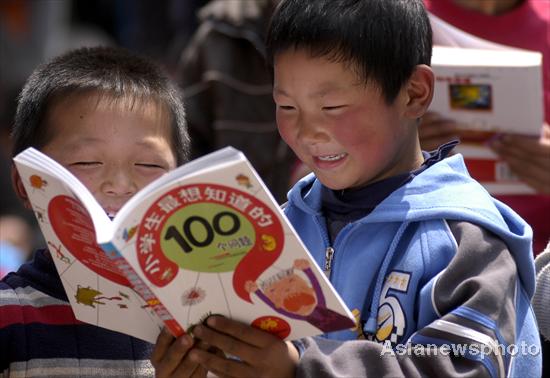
[180,1,541,377]
[37,92,177,217]
[0,46,200,377]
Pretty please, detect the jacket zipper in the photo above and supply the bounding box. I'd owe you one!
[324,246,335,277]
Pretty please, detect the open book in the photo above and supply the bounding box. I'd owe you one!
[427,14,544,195]
[14,147,355,343]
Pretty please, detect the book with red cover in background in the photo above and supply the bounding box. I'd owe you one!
[428,14,544,195]
[13,146,355,343]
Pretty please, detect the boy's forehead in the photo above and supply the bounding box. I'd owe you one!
[46,91,172,129]
[52,90,167,115]
[42,91,174,148]
[273,49,366,93]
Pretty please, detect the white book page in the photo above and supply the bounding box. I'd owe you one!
[14,147,111,232]
[13,147,163,342]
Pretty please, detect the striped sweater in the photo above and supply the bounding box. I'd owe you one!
[0,249,155,377]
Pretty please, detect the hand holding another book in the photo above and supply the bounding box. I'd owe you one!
[420,114,550,194]
[419,111,461,152]
[487,123,550,195]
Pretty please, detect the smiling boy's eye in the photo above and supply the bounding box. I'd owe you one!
[322,105,346,111]
[71,161,101,167]
[136,163,165,169]
[278,105,295,111]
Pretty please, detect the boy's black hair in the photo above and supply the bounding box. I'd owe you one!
[266,0,432,104]
[12,46,190,164]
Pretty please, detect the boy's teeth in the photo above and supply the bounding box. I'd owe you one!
[318,153,346,161]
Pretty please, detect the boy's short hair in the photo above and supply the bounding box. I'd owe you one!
[266,0,432,104]
[12,46,190,164]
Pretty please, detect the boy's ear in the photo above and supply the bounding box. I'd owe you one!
[403,64,434,119]
[11,164,32,209]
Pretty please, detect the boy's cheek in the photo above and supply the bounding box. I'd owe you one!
[276,119,297,147]
[69,171,99,193]
[138,170,169,186]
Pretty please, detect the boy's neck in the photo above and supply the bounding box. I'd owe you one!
[452,0,523,15]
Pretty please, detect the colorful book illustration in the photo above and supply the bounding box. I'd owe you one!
[14,147,355,343]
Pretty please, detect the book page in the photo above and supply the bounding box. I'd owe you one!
[14,148,164,342]
[108,147,355,340]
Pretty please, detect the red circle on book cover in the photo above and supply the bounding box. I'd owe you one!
[137,183,285,294]
[251,316,291,339]
[48,195,131,286]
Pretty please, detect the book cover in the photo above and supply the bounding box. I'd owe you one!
[430,45,543,136]
[428,45,543,195]
[426,14,544,195]
[14,147,355,342]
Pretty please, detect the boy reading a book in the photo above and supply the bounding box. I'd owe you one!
[171,1,542,377]
[0,46,201,377]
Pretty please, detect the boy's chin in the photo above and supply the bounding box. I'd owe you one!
[315,174,352,191]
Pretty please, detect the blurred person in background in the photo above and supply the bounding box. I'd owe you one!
[0,216,33,279]
[177,0,296,204]
[71,0,208,72]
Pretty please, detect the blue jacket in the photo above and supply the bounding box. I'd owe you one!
[285,154,541,378]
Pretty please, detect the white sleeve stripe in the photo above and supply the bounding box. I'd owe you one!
[427,319,505,377]
[442,219,459,252]
[430,270,444,318]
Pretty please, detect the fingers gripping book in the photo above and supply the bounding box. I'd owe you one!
[14,147,355,343]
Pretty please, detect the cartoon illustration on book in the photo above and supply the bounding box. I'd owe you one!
[47,241,71,264]
[245,259,354,333]
[74,285,124,308]
[29,174,47,190]
[236,174,253,189]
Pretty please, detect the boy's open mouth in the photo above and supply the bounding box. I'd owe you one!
[317,153,347,162]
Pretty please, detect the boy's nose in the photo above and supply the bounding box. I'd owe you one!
[297,114,328,144]
[101,167,137,196]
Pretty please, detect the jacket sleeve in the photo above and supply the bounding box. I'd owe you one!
[294,221,523,378]
[533,246,550,340]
